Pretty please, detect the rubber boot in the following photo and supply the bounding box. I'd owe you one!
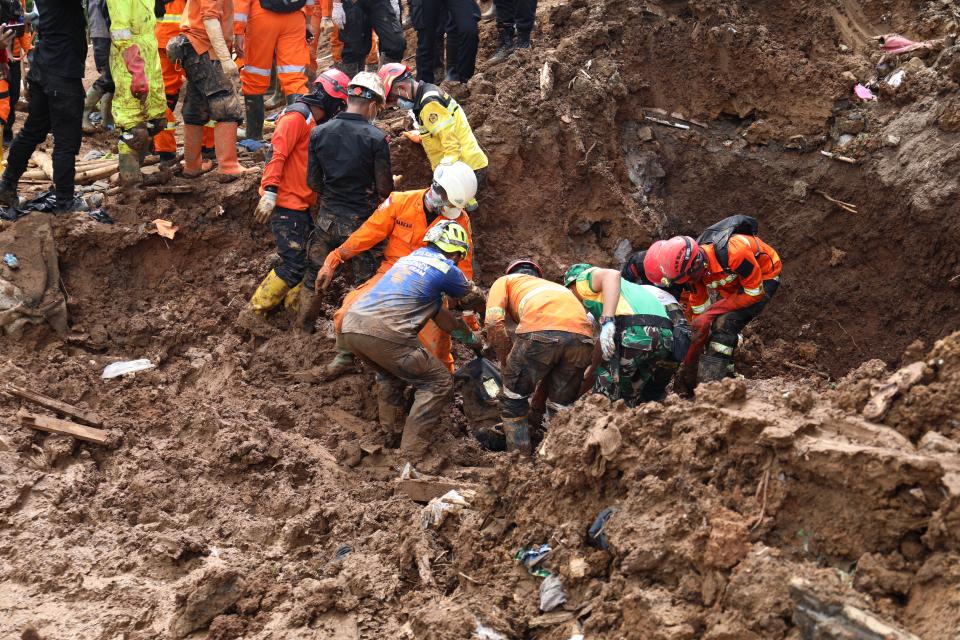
[213,121,249,177]
[295,286,323,332]
[100,93,115,131]
[283,282,303,311]
[489,28,515,64]
[285,93,302,106]
[324,349,358,380]
[249,269,290,314]
[516,30,532,49]
[502,415,532,455]
[0,176,18,207]
[118,144,142,185]
[82,86,104,134]
[243,95,265,141]
[182,124,213,177]
[698,354,731,383]
[378,395,406,448]
[474,424,506,451]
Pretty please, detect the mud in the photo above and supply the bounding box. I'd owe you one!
[1,0,960,638]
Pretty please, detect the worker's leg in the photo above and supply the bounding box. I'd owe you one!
[490,0,516,63]
[514,0,537,46]
[275,12,310,98]
[270,207,313,288]
[340,0,373,76]
[366,30,381,66]
[46,75,85,207]
[446,0,479,81]
[367,0,406,62]
[641,359,679,403]
[241,8,280,141]
[543,332,594,417]
[499,331,564,454]
[0,77,51,201]
[330,25,345,64]
[413,0,442,83]
[155,49,185,160]
[701,278,780,382]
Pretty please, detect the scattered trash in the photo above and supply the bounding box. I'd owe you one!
[0,190,90,221]
[334,544,352,562]
[101,358,155,379]
[237,139,264,152]
[539,574,568,612]
[3,253,19,269]
[420,489,473,529]
[854,84,876,101]
[884,68,906,89]
[153,219,178,239]
[82,150,108,161]
[587,506,617,550]
[878,33,938,56]
[88,209,114,224]
[515,543,552,576]
[474,620,506,640]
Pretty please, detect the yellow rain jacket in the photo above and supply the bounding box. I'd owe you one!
[412,83,488,172]
[107,0,167,131]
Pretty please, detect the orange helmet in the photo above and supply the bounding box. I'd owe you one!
[506,259,542,277]
[314,68,350,103]
[378,63,413,99]
[644,236,704,286]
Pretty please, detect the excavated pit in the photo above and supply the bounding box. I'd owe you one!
[2,0,960,638]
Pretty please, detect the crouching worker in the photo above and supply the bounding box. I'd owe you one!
[485,259,596,455]
[565,264,691,406]
[339,221,483,459]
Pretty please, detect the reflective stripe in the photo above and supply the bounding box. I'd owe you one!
[707,273,738,289]
[502,387,526,400]
[406,254,451,274]
[428,116,455,134]
[277,64,305,74]
[486,306,505,316]
[708,341,734,355]
[690,301,710,314]
[111,28,132,39]
[306,0,315,5]
[243,65,272,76]
[743,285,763,296]
[159,14,181,22]
[165,121,176,130]
[234,12,248,20]
[205,120,216,127]
[517,284,566,317]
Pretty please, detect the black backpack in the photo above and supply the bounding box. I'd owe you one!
[697,215,759,273]
[258,0,308,12]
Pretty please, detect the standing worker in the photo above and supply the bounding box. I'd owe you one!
[643,216,781,382]
[166,0,249,178]
[83,0,115,134]
[339,221,482,459]
[233,0,310,145]
[378,63,487,210]
[317,0,380,71]
[300,71,392,329]
[4,0,31,144]
[488,0,535,63]
[329,0,404,77]
[0,0,88,212]
[106,0,169,184]
[411,0,479,83]
[565,264,690,406]
[244,69,350,320]
[484,259,596,454]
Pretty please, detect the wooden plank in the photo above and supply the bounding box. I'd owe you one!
[396,478,469,503]
[18,410,109,445]
[5,384,103,427]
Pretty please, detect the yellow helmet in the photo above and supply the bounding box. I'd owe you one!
[424,221,470,258]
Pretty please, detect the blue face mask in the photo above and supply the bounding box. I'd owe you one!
[397,97,415,110]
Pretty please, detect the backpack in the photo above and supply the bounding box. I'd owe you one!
[696,215,759,272]
[258,0,308,12]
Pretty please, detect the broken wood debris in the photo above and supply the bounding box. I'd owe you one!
[815,189,859,213]
[644,115,691,130]
[17,409,109,445]
[820,150,860,164]
[790,577,921,639]
[5,384,104,426]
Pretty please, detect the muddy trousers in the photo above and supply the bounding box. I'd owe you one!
[340,0,406,75]
[304,212,381,292]
[595,344,675,407]
[703,278,780,380]
[270,206,312,286]
[493,0,536,35]
[167,35,244,125]
[340,332,453,455]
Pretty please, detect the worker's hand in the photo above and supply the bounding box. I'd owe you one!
[331,2,346,29]
[233,34,245,58]
[320,16,333,36]
[305,27,314,43]
[463,311,481,332]
[401,130,422,144]
[122,45,150,102]
[599,319,616,360]
[315,251,344,291]
[221,57,240,83]
[254,191,277,224]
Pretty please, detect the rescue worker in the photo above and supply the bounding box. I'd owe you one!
[0,0,88,212]
[107,0,168,184]
[4,0,30,144]
[564,264,690,407]
[83,0,114,134]
[643,223,781,382]
[339,221,482,458]
[484,259,595,454]
[411,0,479,83]
[233,0,310,144]
[0,25,15,165]
[154,0,215,164]
[489,0,536,63]
[316,0,380,71]
[166,0,248,178]
[330,0,404,77]
[378,63,488,211]
[620,249,686,307]
[300,70,392,329]
[319,161,479,377]
[245,69,350,319]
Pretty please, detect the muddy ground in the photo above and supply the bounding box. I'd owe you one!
[1,0,960,638]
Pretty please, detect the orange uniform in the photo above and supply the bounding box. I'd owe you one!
[181,0,234,59]
[333,189,475,371]
[317,0,378,64]
[485,274,594,339]
[260,106,317,210]
[233,0,309,96]
[687,234,782,317]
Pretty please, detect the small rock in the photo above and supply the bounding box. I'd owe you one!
[828,247,847,267]
[790,180,809,202]
[838,114,865,135]
[637,125,653,141]
[840,70,858,86]
[168,564,244,640]
[883,134,902,147]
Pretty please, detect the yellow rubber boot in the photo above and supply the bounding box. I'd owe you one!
[283,282,303,311]
[250,270,290,314]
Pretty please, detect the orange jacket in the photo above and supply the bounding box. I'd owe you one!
[687,234,781,316]
[181,0,234,59]
[157,0,188,47]
[260,106,317,210]
[337,189,474,280]
[486,274,594,338]
[11,0,29,58]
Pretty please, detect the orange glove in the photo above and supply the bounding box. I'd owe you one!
[315,250,344,291]
[402,130,422,144]
[122,45,149,101]
[463,311,481,332]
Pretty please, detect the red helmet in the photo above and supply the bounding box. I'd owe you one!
[378,63,413,99]
[643,236,704,285]
[506,258,543,277]
[314,68,350,102]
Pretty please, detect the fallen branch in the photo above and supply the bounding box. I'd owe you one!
[815,189,858,213]
[75,163,120,184]
[458,571,482,585]
[5,384,103,426]
[17,409,108,445]
[820,150,859,164]
[644,115,691,130]
[751,458,773,531]
[784,360,831,379]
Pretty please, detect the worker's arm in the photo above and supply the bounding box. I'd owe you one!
[201,3,238,76]
[419,101,461,165]
[456,214,475,281]
[484,276,512,365]
[233,0,249,35]
[439,275,482,349]
[585,268,622,319]
[336,197,397,257]
[373,135,394,202]
[666,303,692,362]
[261,114,299,190]
[706,246,766,316]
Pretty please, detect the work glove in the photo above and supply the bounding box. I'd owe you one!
[599,318,617,360]
[320,16,333,36]
[463,311,481,332]
[122,45,149,102]
[316,250,344,291]
[401,130,422,144]
[451,326,483,352]
[331,2,346,29]
[254,191,277,224]
[305,27,314,43]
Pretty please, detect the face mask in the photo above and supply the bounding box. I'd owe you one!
[441,204,462,219]
[423,186,445,212]
[397,97,415,110]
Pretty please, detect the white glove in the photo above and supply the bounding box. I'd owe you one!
[331,2,346,29]
[390,0,400,18]
[599,319,617,360]
[254,191,277,224]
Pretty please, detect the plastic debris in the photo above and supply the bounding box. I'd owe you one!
[515,543,552,576]
[237,139,265,152]
[885,68,906,89]
[102,359,155,379]
[82,150,107,161]
[153,219,178,239]
[539,574,568,612]
[3,253,19,269]
[334,544,352,562]
[878,33,938,56]
[854,84,876,101]
[88,209,114,224]
[587,506,617,550]
[420,489,473,529]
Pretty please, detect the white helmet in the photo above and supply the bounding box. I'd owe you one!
[347,71,386,104]
[432,161,477,211]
